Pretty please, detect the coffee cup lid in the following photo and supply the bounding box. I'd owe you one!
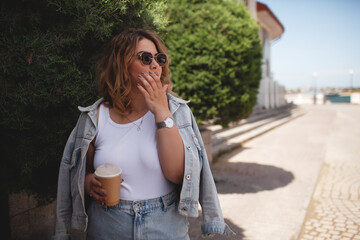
[95,163,122,178]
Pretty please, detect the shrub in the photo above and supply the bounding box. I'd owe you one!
[165,0,262,127]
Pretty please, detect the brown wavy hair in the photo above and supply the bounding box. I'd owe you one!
[96,29,172,115]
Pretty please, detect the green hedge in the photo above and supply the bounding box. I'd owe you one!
[165,0,262,127]
[1,0,262,203]
[0,0,167,201]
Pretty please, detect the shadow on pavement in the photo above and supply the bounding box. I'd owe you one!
[213,162,294,194]
[188,212,245,240]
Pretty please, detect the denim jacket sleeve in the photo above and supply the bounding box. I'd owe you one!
[52,123,78,240]
[52,98,101,240]
[168,93,234,237]
[52,107,98,240]
[189,111,235,237]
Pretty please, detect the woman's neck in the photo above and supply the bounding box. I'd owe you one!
[129,92,149,115]
[108,92,149,124]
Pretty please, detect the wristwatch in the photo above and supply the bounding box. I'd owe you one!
[156,117,174,129]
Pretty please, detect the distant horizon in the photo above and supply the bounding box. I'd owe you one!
[257,0,360,90]
[286,87,360,92]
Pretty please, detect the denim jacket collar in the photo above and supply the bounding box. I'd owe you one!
[78,98,103,112]
[78,98,103,127]
[167,93,190,115]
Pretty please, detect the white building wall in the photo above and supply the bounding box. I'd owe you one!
[241,0,257,19]
[278,85,286,106]
[269,78,275,108]
[276,82,286,107]
[274,82,280,108]
[257,76,269,109]
[243,0,286,109]
[256,27,273,109]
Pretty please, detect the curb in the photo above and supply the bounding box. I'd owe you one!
[292,153,324,240]
[211,106,307,159]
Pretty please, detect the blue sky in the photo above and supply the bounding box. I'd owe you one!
[257,0,360,89]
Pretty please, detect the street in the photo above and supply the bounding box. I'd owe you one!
[189,104,360,240]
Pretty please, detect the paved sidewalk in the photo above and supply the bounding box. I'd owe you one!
[297,105,360,240]
[189,104,360,240]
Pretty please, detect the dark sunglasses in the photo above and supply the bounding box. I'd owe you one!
[137,51,167,67]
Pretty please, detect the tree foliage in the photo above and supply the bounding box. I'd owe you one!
[0,0,167,201]
[165,0,262,126]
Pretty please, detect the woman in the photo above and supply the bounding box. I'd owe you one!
[53,29,234,240]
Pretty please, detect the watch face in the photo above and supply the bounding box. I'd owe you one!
[165,117,174,128]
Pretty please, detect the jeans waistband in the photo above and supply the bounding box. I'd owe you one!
[101,190,179,215]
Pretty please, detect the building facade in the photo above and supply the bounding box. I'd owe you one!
[242,0,286,109]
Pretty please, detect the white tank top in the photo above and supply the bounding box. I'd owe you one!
[93,103,175,200]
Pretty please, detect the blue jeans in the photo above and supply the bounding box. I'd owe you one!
[87,191,189,240]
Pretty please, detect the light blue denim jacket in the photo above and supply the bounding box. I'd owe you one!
[53,94,234,239]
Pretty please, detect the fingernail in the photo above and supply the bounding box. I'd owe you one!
[138,74,142,78]
[141,72,145,75]
[149,71,153,74]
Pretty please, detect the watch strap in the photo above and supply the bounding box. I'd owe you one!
[156,121,167,129]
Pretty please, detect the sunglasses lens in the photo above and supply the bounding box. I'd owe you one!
[141,52,153,65]
[138,51,166,66]
[156,53,167,66]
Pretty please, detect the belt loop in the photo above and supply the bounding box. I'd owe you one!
[102,204,108,211]
[161,195,168,212]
